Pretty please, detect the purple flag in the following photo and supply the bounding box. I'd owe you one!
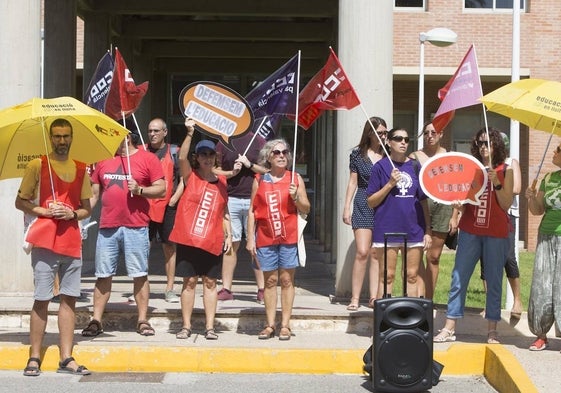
[245,54,299,138]
[83,51,114,113]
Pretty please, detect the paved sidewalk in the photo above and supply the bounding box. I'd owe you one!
[0,241,558,392]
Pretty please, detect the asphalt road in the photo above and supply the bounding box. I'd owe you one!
[0,371,496,393]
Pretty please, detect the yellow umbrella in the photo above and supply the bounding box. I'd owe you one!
[480,78,561,187]
[0,96,129,179]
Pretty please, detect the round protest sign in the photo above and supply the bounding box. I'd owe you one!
[179,82,254,148]
[419,152,487,206]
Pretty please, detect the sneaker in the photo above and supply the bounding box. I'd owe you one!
[217,288,234,301]
[165,290,179,303]
[529,337,548,351]
[256,288,265,304]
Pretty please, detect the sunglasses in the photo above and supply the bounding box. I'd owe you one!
[389,136,410,143]
[476,140,489,148]
[371,130,387,137]
[272,149,290,156]
[423,130,438,136]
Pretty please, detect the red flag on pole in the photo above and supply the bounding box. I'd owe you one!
[105,48,149,121]
[432,44,483,132]
[297,48,360,130]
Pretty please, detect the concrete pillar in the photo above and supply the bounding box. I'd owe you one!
[44,0,76,97]
[82,11,111,94]
[335,1,393,297]
[0,0,41,293]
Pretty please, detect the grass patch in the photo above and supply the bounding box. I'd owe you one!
[393,251,534,310]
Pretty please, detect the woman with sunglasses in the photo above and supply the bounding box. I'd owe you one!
[366,127,432,300]
[409,121,457,299]
[169,118,236,341]
[246,139,310,341]
[434,127,513,344]
[524,142,561,352]
[342,116,387,310]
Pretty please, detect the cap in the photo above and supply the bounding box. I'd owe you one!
[195,139,216,153]
[501,132,510,151]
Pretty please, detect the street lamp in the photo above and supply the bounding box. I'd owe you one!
[418,27,457,149]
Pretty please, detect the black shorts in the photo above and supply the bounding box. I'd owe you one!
[149,205,177,243]
[176,244,222,278]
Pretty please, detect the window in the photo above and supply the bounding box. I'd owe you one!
[465,0,525,11]
[395,0,425,8]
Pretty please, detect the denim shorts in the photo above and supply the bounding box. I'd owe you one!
[228,197,250,242]
[256,244,299,272]
[31,247,82,300]
[95,227,149,278]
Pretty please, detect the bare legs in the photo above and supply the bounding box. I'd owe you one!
[262,268,296,328]
[162,242,177,293]
[92,275,150,324]
[180,275,218,331]
[220,241,264,293]
[375,246,422,298]
[349,229,378,307]
[423,231,447,299]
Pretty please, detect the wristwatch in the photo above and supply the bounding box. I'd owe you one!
[493,183,502,190]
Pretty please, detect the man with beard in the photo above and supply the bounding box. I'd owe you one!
[16,118,93,376]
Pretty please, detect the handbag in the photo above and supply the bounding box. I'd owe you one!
[297,212,307,267]
[445,231,458,250]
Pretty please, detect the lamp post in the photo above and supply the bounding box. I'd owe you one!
[418,27,457,149]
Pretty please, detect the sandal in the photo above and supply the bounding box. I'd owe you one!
[204,328,218,340]
[279,326,292,341]
[23,357,41,377]
[368,297,376,309]
[346,303,359,311]
[487,330,500,344]
[136,320,155,336]
[529,337,548,351]
[81,319,103,337]
[433,328,456,343]
[176,327,192,339]
[258,325,275,340]
[56,357,91,375]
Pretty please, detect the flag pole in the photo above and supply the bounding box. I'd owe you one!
[291,51,301,184]
[121,114,133,197]
[131,113,147,150]
[357,104,394,170]
[242,117,268,156]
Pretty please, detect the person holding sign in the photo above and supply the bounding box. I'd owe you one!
[366,127,432,300]
[169,119,234,340]
[342,116,387,310]
[524,142,561,351]
[434,127,513,344]
[246,139,310,341]
[409,122,457,299]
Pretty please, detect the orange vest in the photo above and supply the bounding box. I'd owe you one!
[169,171,228,256]
[253,171,298,247]
[147,144,175,223]
[25,156,86,258]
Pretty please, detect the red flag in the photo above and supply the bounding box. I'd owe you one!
[433,44,482,132]
[105,48,149,121]
[297,48,360,130]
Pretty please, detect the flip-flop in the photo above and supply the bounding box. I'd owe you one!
[56,357,91,375]
[23,357,41,377]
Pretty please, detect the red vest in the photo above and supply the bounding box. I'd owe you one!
[26,156,86,258]
[146,144,175,223]
[253,171,298,247]
[169,171,228,256]
[459,162,510,238]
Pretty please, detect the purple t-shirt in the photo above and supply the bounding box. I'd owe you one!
[366,157,426,244]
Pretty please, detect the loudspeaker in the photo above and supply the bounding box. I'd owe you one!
[372,297,434,392]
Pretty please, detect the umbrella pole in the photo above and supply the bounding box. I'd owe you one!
[41,119,57,202]
[532,127,555,190]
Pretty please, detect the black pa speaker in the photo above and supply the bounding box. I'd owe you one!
[372,297,434,392]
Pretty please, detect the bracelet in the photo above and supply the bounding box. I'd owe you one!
[72,211,78,220]
[249,163,254,169]
[186,133,193,138]
[138,187,143,195]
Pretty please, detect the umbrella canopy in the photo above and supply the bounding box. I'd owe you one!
[480,78,561,135]
[0,96,129,179]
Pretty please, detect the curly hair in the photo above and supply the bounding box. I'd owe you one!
[470,127,506,168]
[357,116,387,157]
[257,138,292,170]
